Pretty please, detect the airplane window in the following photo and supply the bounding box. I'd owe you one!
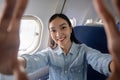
[18,15,43,56]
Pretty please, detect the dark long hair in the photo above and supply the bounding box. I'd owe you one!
[48,13,79,49]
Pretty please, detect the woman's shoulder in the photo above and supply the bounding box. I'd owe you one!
[73,42,94,52]
[34,47,52,54]
[74,42,88,47]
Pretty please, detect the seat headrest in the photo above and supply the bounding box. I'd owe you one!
[73,25,108,53]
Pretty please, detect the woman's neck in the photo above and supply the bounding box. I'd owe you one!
[62,41,72,55]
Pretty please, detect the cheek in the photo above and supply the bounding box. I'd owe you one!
[68,33,71,39]
[66,30,72,38]
[50,33,56,41]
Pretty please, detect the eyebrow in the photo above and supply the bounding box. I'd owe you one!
[59,23,67,27]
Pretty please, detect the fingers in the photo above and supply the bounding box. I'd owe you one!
[12,0,28,79]
[93,0,119,40]
[10,0,28,79]
[8,0,28,32]
[112,0,120,19]
[0,0,28,79]
[0,0,28,32]
[0,0,17,32]
[14,0,28,20]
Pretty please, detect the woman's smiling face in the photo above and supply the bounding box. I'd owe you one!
[49,17,72,48]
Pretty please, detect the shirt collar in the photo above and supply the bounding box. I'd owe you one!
[52,46,63,55]
[51,42,79,55]
[69,42,79,55]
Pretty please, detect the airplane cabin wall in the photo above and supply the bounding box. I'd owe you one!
[62,0,98,25]
[62,0,118,26]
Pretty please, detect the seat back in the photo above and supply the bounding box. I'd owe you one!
[74,25,108,53]
[73,25,108,80]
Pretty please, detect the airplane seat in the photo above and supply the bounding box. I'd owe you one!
[73,25,120,80]
[73,25,108,80]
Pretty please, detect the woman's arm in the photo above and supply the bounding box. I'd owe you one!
[0,0,28,80]
[93,0,120,80]
[18,57,26,68]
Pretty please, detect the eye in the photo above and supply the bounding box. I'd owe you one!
[61,26,66,30]
[50,29,56,33]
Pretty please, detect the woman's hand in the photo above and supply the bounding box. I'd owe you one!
[0,0,28,80]
[93,0,120,80]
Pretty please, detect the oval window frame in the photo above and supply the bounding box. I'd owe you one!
[18,15,43,55]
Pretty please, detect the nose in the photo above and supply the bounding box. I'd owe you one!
[56,30,62,37]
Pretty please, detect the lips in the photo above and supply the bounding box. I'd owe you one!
[57,37,65,42]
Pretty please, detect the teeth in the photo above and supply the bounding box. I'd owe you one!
[58,38,65,41]
[59,38,64,40]
[57,38,62,40]
[56,36,66,41]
